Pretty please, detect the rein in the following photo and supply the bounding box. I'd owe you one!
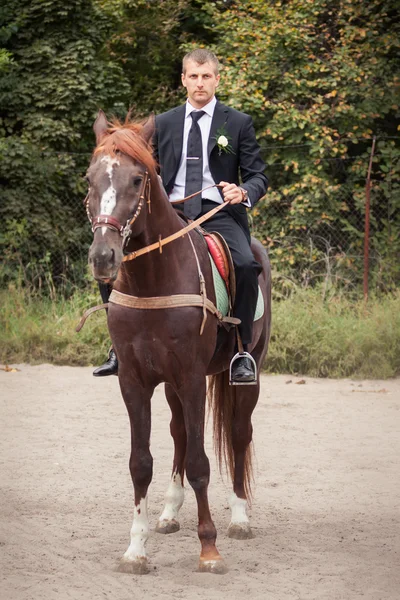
[122,187,229,262]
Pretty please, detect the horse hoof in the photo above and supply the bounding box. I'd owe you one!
[155,519,180,534]
[118,557,149,575]
[228,523,254,540]
[198,558,228,574]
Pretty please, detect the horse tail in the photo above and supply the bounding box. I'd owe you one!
[207,372,254,500]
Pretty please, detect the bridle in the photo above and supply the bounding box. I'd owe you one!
[84,170,151,251]
[84,159,229,263]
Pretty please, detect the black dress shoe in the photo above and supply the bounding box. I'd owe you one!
[230,355,256,383]
[93,350,118,377]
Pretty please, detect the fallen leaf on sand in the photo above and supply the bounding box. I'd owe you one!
[0,365,20,373]
[295,379,306,385]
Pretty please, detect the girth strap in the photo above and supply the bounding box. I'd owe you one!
[75,295,240,334]
[108,289,240,332]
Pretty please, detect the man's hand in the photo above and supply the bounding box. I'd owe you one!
[220,181,244,204]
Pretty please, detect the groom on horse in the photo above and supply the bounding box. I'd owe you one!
[94,48,268,383]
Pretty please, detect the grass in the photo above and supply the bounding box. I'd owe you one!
[1,283,399,379]
[0,283,110,367]
[266,288,400,378]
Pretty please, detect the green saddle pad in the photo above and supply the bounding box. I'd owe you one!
[209,254,264,322]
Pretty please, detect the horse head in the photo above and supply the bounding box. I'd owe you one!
[86,110,156,283]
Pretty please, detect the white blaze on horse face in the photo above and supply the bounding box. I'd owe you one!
[100,156,120,235]
[158,472,184,525]
[229,492,249,525]
[123,496,149,561]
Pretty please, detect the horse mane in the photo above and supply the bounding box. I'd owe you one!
[94,114,157,174]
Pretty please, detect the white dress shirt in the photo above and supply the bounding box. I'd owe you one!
[169,96,222,204]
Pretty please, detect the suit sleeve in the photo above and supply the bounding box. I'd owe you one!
[238,115,268,208]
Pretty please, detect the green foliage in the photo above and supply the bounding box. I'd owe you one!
[1,0,399,296]
[208,0,400,289]
[0,0,219,289]
[0,48,13,70]
[103,0,188,114]
[102,0,220,114]
[1,0,130,146]
[0,0,131,287]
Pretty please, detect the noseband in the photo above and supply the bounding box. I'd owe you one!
[84,170,151,250]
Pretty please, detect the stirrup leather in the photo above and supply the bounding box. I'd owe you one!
[229,352,257,386]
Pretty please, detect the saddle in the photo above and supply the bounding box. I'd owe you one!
[202,231,236,311]
[200,228,264,325]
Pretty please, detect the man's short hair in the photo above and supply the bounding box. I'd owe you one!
[182,49,220,75]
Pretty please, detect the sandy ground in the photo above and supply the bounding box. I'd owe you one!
[0,365,399,600]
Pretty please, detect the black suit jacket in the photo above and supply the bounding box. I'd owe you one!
[154,100,268,233]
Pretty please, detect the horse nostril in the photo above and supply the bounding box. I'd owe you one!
[107,248,115,267]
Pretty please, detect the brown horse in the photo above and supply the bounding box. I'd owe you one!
[85,110,271,574]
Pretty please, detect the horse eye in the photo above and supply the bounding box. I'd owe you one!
[133,176,143,187]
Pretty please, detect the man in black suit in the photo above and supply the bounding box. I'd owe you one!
[94,48,268,382]
[154,48,268,382]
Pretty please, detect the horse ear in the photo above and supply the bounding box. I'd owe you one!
[141,114,155,145]
[93,110,108,144]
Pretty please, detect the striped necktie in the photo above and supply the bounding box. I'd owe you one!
[184,110,206,219]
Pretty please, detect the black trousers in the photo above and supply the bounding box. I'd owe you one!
[200,200,261,346]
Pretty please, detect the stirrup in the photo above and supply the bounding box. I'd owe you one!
[229,351,258,386]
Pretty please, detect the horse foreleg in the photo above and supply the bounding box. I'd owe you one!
[156,384,186,534]
[118,382,154,575]
[181,378,227,574]
[228,382,259,540]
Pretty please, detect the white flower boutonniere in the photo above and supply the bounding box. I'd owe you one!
[215,125,235,156]
[217,135,229,148]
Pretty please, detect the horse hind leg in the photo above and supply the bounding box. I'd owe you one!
[208,371,258,540]
[182,376,227,574]
[227,382,259,539]
[156,384,186,534]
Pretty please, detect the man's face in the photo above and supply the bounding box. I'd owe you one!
[182,60,220,108]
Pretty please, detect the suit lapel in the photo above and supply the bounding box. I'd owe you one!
[208,100,229,157]
[170,104,186,164]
